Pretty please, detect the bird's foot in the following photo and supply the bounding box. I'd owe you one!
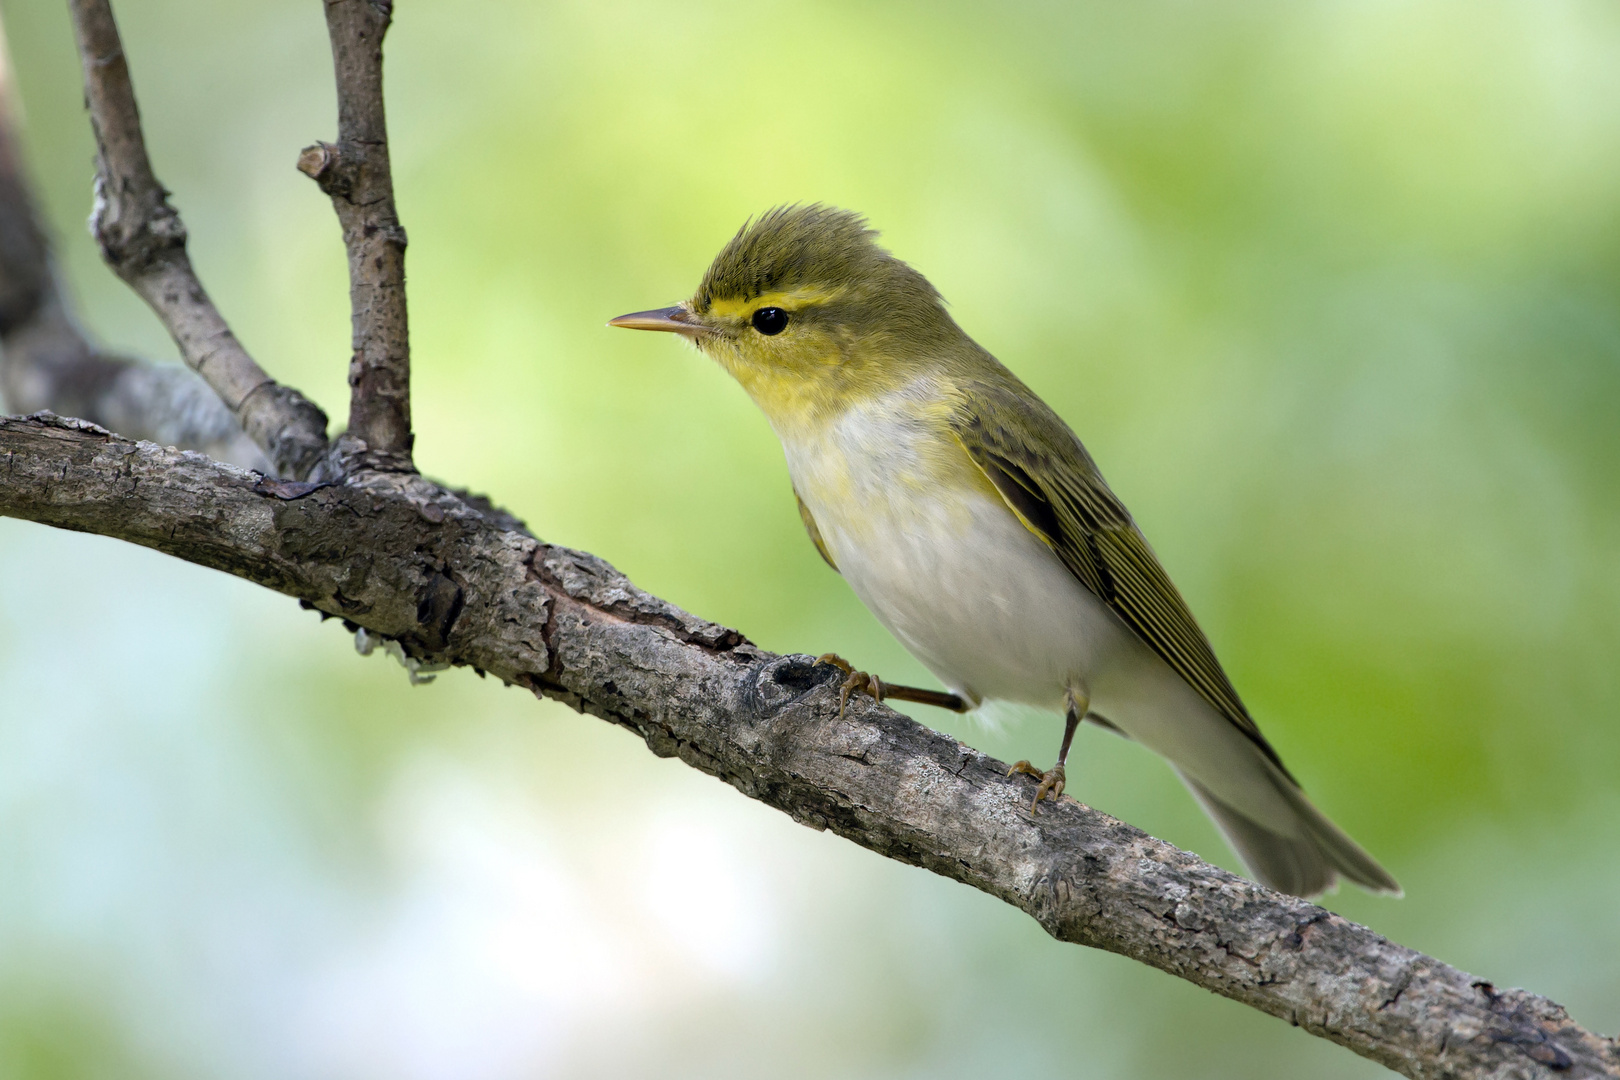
[1007,760,1066,813]
[815,653,887,718]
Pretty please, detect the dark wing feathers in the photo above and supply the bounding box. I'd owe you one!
[954,381,1291,778]
[975,451,1067,565]
[794,486,839,572]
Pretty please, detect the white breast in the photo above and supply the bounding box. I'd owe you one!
[777,384,1129,710]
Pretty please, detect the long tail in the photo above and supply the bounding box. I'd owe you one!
[1178,764,1401,898]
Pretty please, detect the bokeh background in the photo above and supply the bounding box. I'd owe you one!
[3,1,1618,1076]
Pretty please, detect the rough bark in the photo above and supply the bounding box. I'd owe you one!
[298,0,413,471]
[66,0,329,476]
[1,411,1613,1080]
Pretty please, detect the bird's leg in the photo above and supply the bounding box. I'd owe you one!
[1008,688,1088,812]
[814,653,969,717]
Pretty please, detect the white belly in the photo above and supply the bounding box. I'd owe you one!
[827,486,1123,709]
[778,387,1130,709]
[779,392,1299,830]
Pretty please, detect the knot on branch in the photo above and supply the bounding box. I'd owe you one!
[747,654,842,718]
[297,141,352,199]
[297,142,407,255]
[88,170,187,280]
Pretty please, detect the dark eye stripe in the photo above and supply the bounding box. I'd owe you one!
[751,307,789,335]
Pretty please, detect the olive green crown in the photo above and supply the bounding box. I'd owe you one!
[693,204,943,319]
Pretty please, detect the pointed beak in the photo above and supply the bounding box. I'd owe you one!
[608,305,709,338]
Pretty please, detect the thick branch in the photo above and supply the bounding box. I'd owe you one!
[65,0,328,477]
[1,413,1612,1080]
[299,0,412,469]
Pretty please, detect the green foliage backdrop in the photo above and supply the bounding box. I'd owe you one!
[2,1,1617,1076]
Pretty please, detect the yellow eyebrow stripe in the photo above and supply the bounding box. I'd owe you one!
[707,285,845,319]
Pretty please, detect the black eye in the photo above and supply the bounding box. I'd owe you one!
[751,307,789,335]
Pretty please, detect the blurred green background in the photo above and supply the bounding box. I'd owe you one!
[2,1,1618,1076]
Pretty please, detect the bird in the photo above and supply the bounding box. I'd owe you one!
[610,204,1398,898]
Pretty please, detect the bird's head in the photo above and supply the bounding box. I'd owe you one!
[611,205,962,428]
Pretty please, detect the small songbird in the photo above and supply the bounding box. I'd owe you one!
[611,205,1398,898]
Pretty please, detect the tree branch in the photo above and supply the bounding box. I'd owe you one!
[65,0,328,477]
[1,412,1613,1080]
[0,14,263,466]
[14,4,1618,1075]
[298,0,413,471]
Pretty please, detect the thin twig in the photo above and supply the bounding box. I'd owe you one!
[1,412,1615,1080]
[300,0,413,471]
[65,0,328,477]
[0,29,263,466]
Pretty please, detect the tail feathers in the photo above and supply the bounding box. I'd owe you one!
[1271,770,1402,896]
[1180,774,1337,897]
[1179,770,1401,899]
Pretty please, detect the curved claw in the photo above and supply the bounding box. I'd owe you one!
[1034,763,1066,806]
[837,670,886,718]
[815,654,885,718]
[1008,761,1066,814]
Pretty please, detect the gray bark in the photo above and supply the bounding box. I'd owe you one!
[66,0,329,477]
[1,411,1613,1080]
[298,0,413,471]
